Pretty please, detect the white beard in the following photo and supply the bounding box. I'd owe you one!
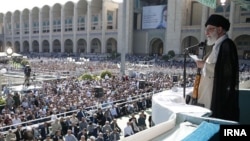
[206,30,218,46]
[207,37,217,46]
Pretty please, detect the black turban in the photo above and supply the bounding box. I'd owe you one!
[205,14,230,31]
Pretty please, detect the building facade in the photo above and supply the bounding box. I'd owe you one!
[0,0,249,59]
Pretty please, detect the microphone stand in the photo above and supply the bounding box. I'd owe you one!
[183,41,205,100]
[183,49,188,99]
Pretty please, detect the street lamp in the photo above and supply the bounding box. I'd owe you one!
[5,47,13,89]
[32,73,36,88]
[6,47,13,58]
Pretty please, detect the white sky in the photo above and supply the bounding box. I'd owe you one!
[0,0,79,13]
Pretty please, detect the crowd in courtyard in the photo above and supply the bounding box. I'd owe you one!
[0,54,249,141]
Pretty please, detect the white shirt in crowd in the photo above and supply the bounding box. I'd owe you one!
[124,123,134,136]
[12,116,22,126]
[110,107,118,117]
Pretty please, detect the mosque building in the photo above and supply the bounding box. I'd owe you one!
[0,0,249,59]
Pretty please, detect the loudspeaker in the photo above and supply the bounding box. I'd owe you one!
[173,75,178,83]
[94,86,104,98]
[24,65,31,77]
[139,80,145,89]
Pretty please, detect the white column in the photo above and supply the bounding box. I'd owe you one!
[20,12,23,52]
[87,1,92,53]
[200,5,209,42]
[11,14,14,48]
[3,15,7,50]
[117,3,122,53]
[29,12,32,52]
[126,0,133,54]
[101,1,107,53]
[49,8,53,53]
[113,7,117,29]
[39,10,42,52]
[165,0,183,54]
[73,4,78,53]
[61,6,65,53]
[234,4,240,23]
[137,13,141,30]
[0,73,2,96]
[116,1,125,74]
[228,1,235,39]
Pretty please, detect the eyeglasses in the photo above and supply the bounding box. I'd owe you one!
[205,27,216,32]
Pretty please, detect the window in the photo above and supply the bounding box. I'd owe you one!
[246,18,250,23]
[53,19,61,32]
[24,23,29,34]
[33,22,39,34]
[107,11,113,29]
[215,6,224,13]
[77,16,85,31]
[65,17,73,32]
[92,15,99,30]
[42,20,50,33]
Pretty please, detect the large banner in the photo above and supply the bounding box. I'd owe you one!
[196,0,216,9]
[142,5,167,29]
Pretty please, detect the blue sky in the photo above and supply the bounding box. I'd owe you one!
[0,0,79,13]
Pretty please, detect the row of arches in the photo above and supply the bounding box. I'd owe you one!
[2,38,117,54]
[149,34,250,58]
[1,34,249,58]
[1,0,117,36]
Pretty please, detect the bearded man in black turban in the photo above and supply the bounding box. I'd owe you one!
[196,14,239,121]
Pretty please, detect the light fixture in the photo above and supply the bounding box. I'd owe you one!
[86,0,92,2]
[220,0,226,6]
[6,47,13,56]
[0,68,7,74]
[112,0,123,3]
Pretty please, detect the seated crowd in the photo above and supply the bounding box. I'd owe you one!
[0,70,169,140]
[2,54,247,140]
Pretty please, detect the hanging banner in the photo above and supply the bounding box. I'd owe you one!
[232,0,250,10]
[142,5,168,29]
[196,0,217,9]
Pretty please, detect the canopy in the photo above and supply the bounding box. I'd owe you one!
[196,0,250,10]
[196,0,217,9]
[9,85,42,93]
[0,52,22,57]
[232,0,250,10]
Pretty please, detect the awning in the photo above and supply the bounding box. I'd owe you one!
[0,52,22,57]
[196,0,217,9]
[196,0,250,10]
[232,0,250,10]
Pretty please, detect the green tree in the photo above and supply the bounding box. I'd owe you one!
[21,59,29,66]
[168,50,175,58]
[79,73,93,80]
[100,70,112,79]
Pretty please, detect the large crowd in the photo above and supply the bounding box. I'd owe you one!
[0,54,249,141]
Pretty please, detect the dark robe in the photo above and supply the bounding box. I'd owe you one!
[211,38,239,122]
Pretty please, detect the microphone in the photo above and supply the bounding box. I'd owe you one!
[185,41,206,51]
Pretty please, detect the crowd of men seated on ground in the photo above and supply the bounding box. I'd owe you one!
[0,68,174,140]
[0,54,249,141]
